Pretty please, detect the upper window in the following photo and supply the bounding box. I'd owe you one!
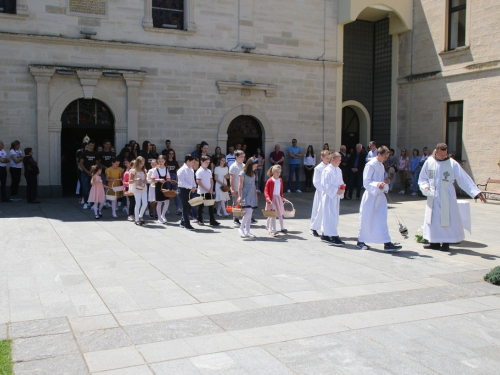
[448,0,466,50]
[0,0,16,14]
[153,0,184,30]
[446,101,464,160]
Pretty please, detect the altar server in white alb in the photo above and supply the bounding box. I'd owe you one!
[418,143,486,252]
[320,152,346,246]
[357,146,402,252]
[309,150,331,237]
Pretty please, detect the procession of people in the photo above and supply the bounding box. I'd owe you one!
[0,136,488,252]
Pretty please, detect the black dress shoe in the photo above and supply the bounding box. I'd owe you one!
[423,243,440,250]
[440,243,450,252]
[210,221,220,226]
[197,220,205,226]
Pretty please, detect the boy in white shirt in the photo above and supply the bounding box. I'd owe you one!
[196,156,220,226]
[309,150,330,237]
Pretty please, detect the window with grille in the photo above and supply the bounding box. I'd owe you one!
[448,0,466,50]
[0,0,16,14]
[152,0,184,30]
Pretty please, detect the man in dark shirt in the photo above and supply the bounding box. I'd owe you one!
[161,139,172,156]
[347,143,367,200]
[339,145,350,193]
[79,140,101,209]
[23,147,40,204]
[270,144,285,177]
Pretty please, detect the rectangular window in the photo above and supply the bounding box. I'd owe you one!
[152,0,184,30]
[446,101,463,160]
[448,0,466,50]
[0,0,16,14]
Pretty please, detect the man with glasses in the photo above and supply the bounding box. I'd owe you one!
[287,139,303,193]
[419,143,486,252]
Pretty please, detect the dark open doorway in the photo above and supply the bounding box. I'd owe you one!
[226,115,263,158]
[341,106,360,155]
[61,99,115,196]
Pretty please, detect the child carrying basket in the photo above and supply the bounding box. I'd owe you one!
[264,165,289,236]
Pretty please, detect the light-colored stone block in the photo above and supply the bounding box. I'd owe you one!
[84,346,145,373]
[69,314,119,333]
[137,339,197,363]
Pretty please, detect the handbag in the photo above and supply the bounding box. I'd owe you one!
[136,179,145,190]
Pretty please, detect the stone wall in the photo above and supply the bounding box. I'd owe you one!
[397,0,500,184]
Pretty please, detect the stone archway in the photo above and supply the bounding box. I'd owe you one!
[217,105,274,158]
[47,86,127,188]
[342,100,371,148]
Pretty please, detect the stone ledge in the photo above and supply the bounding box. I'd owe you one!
[439,45,471,58]
[0,12,29,20]
[143,23,196,36]
[0,32,342,68]
[217,81,277,98]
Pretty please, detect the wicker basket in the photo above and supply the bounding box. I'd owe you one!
[220,185,231,192]
[262,209,277,218]
[283,201,296,218]
[188,191,204,206]
[232,206,246,218]
[105,180,121,201]
[161,182,177,198]
[203,193,216,206]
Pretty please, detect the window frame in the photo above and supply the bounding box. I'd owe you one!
[447,0,467,51]
[143,0,196,34]
[445,100,464,161]
[0,0,28,18]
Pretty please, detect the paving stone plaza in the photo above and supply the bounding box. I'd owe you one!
[1,194,499,374]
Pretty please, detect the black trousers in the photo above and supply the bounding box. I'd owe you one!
[179,188,192,227]
[304,166,314,189]
[25,174,38,202]
[198,193,215,223]
[10,167,21,197]
[348,170,363,199]
[128,195,136,216]
[0,166,7,201]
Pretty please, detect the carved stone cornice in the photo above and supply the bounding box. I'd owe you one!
[217,81,277,98]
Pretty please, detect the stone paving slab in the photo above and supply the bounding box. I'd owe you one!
[1,195,500,373]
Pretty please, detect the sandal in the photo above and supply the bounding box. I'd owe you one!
[95,215,100,220]
[135,221,141,226]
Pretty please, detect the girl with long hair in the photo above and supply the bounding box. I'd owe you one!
[237,157,259,238]
[130,156,148,225]
[304,145,316,192]
[214,156,230,217]
[264,165,289,236]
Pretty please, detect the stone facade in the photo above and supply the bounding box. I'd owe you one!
[397,0,500,184]
[0,0,497,195]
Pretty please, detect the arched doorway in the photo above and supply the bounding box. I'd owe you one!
[227,115,263,157]
[61,99,115,195]
[342,106,360,154]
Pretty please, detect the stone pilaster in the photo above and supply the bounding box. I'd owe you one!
[123,73,146,143]
[29,67,55,189]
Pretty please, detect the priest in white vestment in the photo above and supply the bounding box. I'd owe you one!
[320,152,345,246]
[357,146,402,252]
[309,150,331,237]
[418,143,486,251]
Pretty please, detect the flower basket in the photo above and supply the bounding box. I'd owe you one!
[262,209,277,218]
[105,180,121,201]
[188,191,203,207]
[283,201,296,218]
[161,182,177,198]
[232,205,246,218]
[226,205,233,214]
[203,193,216,206]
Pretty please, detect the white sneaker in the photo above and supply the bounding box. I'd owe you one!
[410,192,417,196]
[83,203,88,209]
[246,232,256,238]
[399,190,405,195]
[286,189,291,193]
[296,189,302,193]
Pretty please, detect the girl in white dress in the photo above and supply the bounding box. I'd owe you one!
[214,156,230,216]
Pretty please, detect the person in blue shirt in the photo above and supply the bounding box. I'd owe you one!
[287,139,303,193]
[408,148,421,196]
